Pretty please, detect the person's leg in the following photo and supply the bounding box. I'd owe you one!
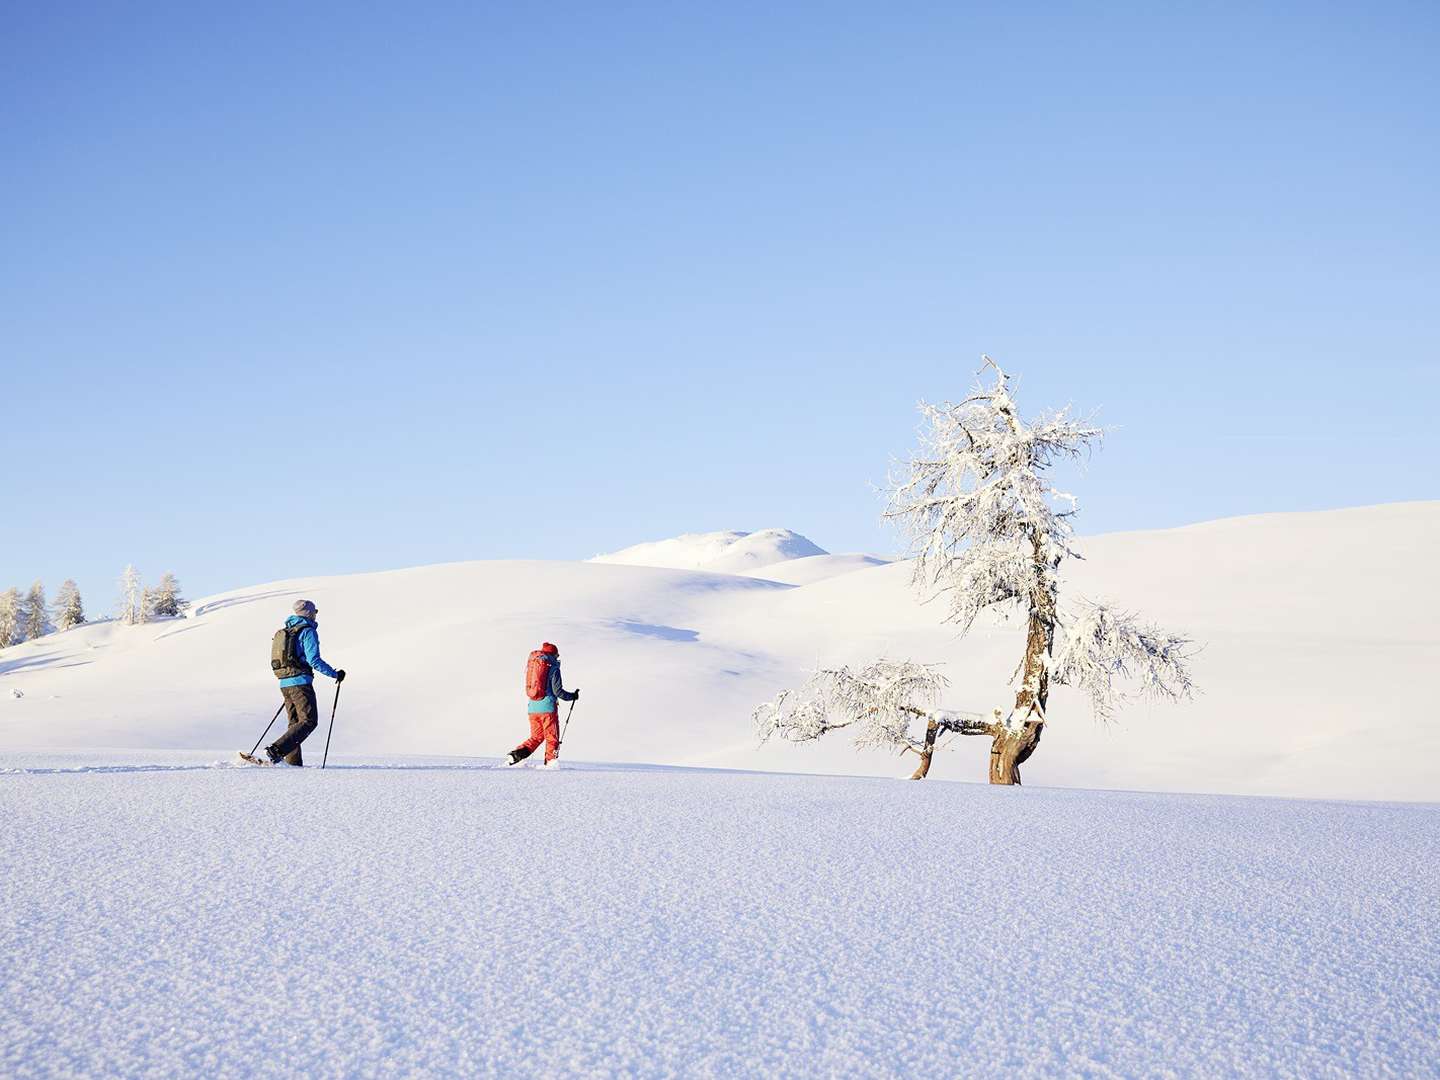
[283,684,317,766]
[541,712,560,763]
[264,688,300,762]
[269,684,318,765]
[511,712,545,762]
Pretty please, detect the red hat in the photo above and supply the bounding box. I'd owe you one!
[540,642,558,655]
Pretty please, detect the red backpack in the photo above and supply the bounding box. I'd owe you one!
[526,644,557,700]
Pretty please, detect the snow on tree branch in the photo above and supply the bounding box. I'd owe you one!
[0,588,20,649]
[52,580,86,632]
[117,565,145,626]
[1053,598,1197,723]
[753,358,1202,783]
[148,573,189,619]
[885,361,1103,633]
[755,659,993,753]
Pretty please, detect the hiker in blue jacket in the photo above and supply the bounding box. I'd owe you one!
[267,599,345,765]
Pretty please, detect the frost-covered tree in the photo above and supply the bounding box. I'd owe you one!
[147,572,188,618]
[756,659,1003,770]
[118,565,146,626]
[0,588,21,649]
[756,360,1196,784]
[52,580,86,632]
[22,581,51,640]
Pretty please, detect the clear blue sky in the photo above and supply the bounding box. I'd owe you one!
[3,2,1437,605]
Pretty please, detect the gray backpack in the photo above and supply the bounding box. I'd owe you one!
[270,624,312,680]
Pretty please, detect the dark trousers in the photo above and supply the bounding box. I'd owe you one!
[270,683,319,766]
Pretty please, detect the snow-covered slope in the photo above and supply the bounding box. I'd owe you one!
[3,755,1437,1077]
[738,552,891,585]
[590,528,826,573]
[2,502,1438,802]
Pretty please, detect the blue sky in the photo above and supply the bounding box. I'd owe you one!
[3,2,1437,605]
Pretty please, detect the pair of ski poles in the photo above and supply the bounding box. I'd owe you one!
[249,687,577,767]
[248,681,343,769]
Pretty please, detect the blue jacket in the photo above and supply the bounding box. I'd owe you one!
[528,657,576,714]
[278,615,340,688]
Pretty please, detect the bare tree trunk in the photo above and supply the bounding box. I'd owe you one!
[988,721,1042,784]
[989,536,1056,786]
[908,717,940,779]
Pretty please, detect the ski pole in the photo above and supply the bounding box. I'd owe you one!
[559,699,577,746]
[321,681,342,770]
[249,703,286,757]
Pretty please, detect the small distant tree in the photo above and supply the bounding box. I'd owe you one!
[22,581,51,640]
[147,572,189,618]
[52,580,86,631]
[0,588,20,649]
[118,565,146,626]
[756,360,1197,785]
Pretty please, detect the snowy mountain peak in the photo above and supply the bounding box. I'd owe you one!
[589,528,827,574]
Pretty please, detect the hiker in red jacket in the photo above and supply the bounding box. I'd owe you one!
[506,642,579,766]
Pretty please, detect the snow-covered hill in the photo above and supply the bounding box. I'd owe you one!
[3,754,1437,1077]
[737,552,891,585]
[589,527,827,574]
[2,502,1438,802]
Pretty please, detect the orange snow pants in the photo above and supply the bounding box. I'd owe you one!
[515,712,560,764]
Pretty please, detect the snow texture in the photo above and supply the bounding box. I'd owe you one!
[2,752,1437,1078]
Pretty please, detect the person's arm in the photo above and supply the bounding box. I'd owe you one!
[300,627,341,680]
[551,664,576,703]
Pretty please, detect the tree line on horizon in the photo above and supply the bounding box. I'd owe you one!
[0,568,188,649]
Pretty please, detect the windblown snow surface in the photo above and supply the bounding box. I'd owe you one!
[3,752,1437,1078]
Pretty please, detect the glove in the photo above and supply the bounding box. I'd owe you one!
[335,669,347,683]
[572,688,580,701]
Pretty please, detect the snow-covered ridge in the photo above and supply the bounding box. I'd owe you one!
[589,528,827,573]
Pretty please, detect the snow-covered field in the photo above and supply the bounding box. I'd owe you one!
[3,752,1437,1078]
[2,502,1437,802]
[4,505,1438,1076]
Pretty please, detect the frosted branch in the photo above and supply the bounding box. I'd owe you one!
[755,659,952,752]
[885,362,1103,634]
[1053,598,1197,723]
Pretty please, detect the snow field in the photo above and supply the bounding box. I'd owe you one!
[1,502,1438,802]
[3,756,1438,1077]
